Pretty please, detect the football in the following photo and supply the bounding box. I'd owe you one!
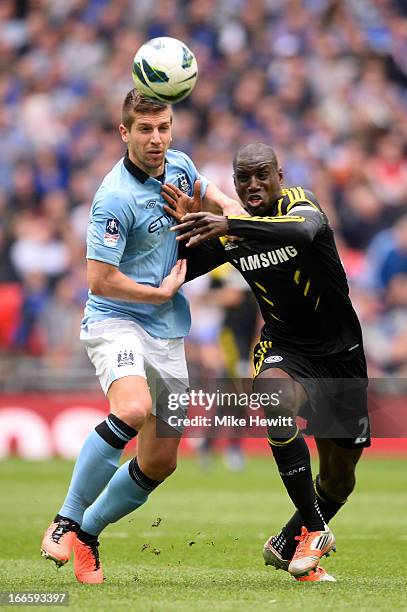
[132,37,198,104]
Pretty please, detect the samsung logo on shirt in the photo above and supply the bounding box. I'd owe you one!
[236,246,298,271]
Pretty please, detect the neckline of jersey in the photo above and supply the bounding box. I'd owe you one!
[123,151,165,184]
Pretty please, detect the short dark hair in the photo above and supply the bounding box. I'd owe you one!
[122,88,170,129]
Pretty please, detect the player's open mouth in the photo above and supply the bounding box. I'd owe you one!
[247,195,264,206]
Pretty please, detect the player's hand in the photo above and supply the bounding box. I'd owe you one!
[159,259,187,302]
[162,179,202,222]
[172,212,229,247]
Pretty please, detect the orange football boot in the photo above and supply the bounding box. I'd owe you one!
[41,518,78,567]
[288,526,336,577]
[73,537,104,584]
[263,534,335,581]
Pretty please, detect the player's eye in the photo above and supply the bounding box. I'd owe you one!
[236,174,249,182]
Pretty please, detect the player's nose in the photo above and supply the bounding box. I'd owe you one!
[248,176,260,191]
[150,128,162,144]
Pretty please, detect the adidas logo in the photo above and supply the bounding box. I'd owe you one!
[311,533,331,551]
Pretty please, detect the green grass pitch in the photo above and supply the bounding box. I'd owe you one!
[1,455,406,611]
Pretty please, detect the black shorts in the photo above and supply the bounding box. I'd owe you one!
[253,341,371,449]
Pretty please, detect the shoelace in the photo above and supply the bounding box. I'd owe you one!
[51,521,75,544]
[293,527,309,557]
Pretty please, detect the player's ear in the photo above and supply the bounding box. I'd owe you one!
[119,123,129,143]
[278,167,284,183]
[232,173,237,187]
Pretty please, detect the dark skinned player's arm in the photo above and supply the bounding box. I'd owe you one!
[227,207,326,246]
[179,239,228,282]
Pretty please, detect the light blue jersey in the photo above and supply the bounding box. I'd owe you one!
[82,149,208,338]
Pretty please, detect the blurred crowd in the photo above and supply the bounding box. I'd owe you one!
[1,0,407,387]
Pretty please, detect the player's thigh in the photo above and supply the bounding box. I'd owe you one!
[147,337,189,433]
[137,414,181,479]
[108,375,152,430]
[254,367,308,416]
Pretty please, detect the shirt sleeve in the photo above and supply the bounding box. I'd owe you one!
[180,238,227,282]
[86,190,134,266]
[227,189,326,246]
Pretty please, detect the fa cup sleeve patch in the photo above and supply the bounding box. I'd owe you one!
[104,218,120,246]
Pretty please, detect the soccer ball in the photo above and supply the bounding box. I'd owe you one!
[132,37,198,104]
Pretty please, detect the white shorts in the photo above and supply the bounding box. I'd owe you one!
[80,319,189,430]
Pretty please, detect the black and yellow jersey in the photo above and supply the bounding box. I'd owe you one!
[185,186,363,357]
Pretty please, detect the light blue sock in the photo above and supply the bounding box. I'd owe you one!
[80,458,161,536]
[58,416,137,524]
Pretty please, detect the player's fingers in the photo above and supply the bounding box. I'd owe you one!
[175,229,195,242]
[186,234,202,247]
[171,219,196,232]
[181,212,206,222]
[171,259,183,275]
[162,193,176,208]
[193,179,201,198]
[166,182,183,196]
[179,258,187,277]
[161,186,177,202]
[176,224,205,241]
[161,183,179,194]
[186,232,211,247]
[163,204,177,218]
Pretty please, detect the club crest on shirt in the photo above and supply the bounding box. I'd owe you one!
[176,172,191,194]
[117,349,134,367]
[104,218,120,247]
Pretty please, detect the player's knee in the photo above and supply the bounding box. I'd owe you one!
[110,398,151,430]
[261,385,297,440]
[265,406,297,440]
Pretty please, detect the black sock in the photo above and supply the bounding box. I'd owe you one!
[128,457,162,491]
[77,528,98,544]
[269,434,325,535]
[95,414,137,449]
[53,514,80,531]
[272,473,346,559]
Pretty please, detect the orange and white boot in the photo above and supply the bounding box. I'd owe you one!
[263,534,335,582]
[41,517,79,567]
[288,526,336,578]
[73,536,104,584]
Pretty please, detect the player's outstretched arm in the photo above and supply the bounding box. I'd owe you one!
[162,179,245,221]
[87,259,186,305]
[173,208,325,247]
